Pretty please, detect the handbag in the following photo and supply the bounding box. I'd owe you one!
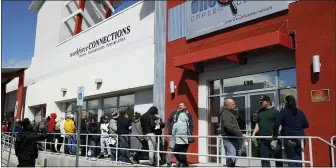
[185,121,194,144]
[107,137,117,147]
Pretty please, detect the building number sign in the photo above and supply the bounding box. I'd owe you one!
[244,80,253,86]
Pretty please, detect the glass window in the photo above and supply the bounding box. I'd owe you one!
[103,108,117,121]
[103,97,118,108]
[209,80,221,95]
[119,94,135,106]
[223,71,276,93]
[87,99,99,109]
[279,68,297,88]
[87,109,99,122]
[82,101,87,110]
[279,88,298,109]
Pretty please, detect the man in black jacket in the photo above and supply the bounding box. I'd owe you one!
[80,113,88,156]
[15,118,47,167]
[166,102,194,167]
[88,118,100,161]
[117,110,136,164]
[140,106,161,166]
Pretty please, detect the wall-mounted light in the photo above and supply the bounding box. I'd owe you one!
[61,88,67,97]
[170,81,176,94]
[95,78,103,84]
[312,55,321,73]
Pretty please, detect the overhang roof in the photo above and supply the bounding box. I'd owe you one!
[1,67,27,86]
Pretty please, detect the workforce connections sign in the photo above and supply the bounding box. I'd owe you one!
[69,25,131,58]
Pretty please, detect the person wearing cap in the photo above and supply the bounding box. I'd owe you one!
[252,95,282,167]
[15,118,47,167]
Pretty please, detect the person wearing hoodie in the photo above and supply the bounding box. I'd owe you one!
[140,106,161,166]
[117,110,136,164]
[108,111,119,161]
[167,102,194,167]
[47,113,57,152]
[80,113,88,156]
[64,114,76,155]
[54,117,65,153]
[172,112,190,167]
[88,117,100,161]
[15,118,47,167]
[99,115,111,158]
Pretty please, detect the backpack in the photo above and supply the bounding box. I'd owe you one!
[54,121,61,131]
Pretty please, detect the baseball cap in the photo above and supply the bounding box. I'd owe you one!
[259,95,271,102]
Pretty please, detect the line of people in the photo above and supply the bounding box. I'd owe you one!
[220,95,310,167]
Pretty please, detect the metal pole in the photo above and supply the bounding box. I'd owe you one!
[75,106,82,167]
[309,138,313,167]
[301,139,305,168]
[85,134,88,158]
[157,135,160,167]
[216,136,219,165]
[7,121,16,167]
[116,135,119,163]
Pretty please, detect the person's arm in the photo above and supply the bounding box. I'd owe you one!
[273,110,285,138]
[302,111,310,129]
[167,111,176,134]
[172,124,177,136]
[222,113,243,137]
[188,113,195,134]
[252,124,259,137]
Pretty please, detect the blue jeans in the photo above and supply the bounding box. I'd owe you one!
[285,139,303,167]
[223,138,239,166]
[167,136,175,164]
[89,140,100,157]
[66,135,77,155]
[259,140,283,167]
[118,136,131,162]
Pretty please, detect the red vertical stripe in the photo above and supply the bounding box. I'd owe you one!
[74,0,86,35]
[16,71,24,120]
[105,0,113,18]
[1,86,6,120]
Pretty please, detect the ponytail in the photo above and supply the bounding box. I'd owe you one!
[285,95,298,116]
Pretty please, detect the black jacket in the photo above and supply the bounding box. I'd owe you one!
[80,118,88,133]
[140,106,158,135]
[220,109,243,137]
[117,115,131,135]
[15,128,47,161]
[88,122,100,142]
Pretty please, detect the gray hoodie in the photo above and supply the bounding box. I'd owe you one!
[108,119,118,135]
[172,113,189,144]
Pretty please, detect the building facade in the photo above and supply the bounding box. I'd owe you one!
[5,0,156,122]
[165,0,335,166]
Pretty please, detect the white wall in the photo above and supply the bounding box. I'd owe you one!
[6,1,155,119]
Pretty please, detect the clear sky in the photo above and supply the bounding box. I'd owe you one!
[2,1,37,68]
[1,0,138,68]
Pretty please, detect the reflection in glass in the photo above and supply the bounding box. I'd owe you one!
[87,109,98,122]
[230,96,246,131]
[279,68,297,88]
[223,71,276,93]
[103,97,118,108]
[87,100,99,109]
[279,88,298,109]
[103,108,117,121]
[209,80,221,95]
[119,94,135,106]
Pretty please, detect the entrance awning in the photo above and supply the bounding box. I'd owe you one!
[173,31,293,68]
[1,67,27,85]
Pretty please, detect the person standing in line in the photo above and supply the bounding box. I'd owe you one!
[252,95,283,167]
[220,98,246,167]
[154,116,167,165]
[54,117,65,153]
[130,112,144,164]
[117,110,136,164]
[273,95,310,167]
[64,114,76,155]
[47,113,57,152]
[167,102,194,167]
[99,116,111,158]
[15,118,47,167]
[108,111,119,161]
[171,112,191,167]
[140,106,162,166]
[88,117,100,161]
[80,113,88,156]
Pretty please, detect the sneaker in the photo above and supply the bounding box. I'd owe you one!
[166,162,172,167]
[128,157,136,164]
[98,154,104,158]
[90,157,97,161]
[107,154,111,158]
